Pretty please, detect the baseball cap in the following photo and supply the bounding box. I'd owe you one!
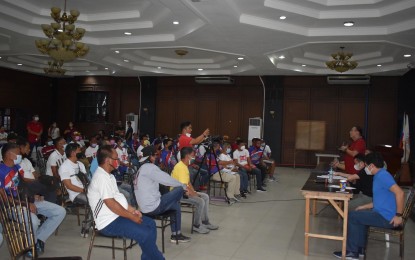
[139,145,156,162]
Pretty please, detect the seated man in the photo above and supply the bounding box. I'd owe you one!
[249,138,268,185]
[135,146,191,243]
[233,140,265,192]
[17,138,56,203]
[332,152,405,259]
[58,143,91,237]
[172,147,219,234]
[159,138,177,172]
[85,135,99,163]
[0,143,66,256]
[88,145,164,260]
[45,137,66,178]
[211,142,242,203]
[260,139,277,182]
[334,154,373,210]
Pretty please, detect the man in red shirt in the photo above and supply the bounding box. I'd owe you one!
[334,126,366,174]
[27,114,43,156]
[178,121,209,149]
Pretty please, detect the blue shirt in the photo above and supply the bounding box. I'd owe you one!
[90,158,98,176]
[373,168,397,221]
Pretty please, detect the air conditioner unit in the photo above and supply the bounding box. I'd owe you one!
[125,113,139,134]
[327,75,371,85]
[195,76,234,84]
[247,117,262,146]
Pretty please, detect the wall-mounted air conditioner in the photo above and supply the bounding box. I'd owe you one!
[247,117,262,146]
[327,75,371,85]
[195,76,234,84]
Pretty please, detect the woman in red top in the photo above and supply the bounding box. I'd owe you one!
[334,126,366,174]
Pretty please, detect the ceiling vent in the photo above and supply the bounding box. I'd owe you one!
[327,75,371,85]
[195,76,234,84]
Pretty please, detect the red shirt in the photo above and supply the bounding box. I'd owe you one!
[27,121,43,143]
[178,134,192,149]
[344,138,366,174]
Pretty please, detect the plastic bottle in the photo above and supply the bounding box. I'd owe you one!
[328,167,334,184]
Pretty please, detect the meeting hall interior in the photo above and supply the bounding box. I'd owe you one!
[1,0,415,260]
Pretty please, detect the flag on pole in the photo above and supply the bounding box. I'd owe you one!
[400,112,410,163]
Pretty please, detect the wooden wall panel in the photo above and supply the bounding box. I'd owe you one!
[338,102,366,143]
[368,101,396,147]
[219,99,241,140]
[198,98,218,135]
[155,98,176,136]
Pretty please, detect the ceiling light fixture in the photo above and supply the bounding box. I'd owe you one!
[278,55,285,59]
[124,32,132,35]
[157,66,162,69]
[344,21,354,27]
[198,68,203,71]
[377,64,382,67]
[44,60,65,75]
[325,47,358,73]
[234,65,238,68]
[237,57,244,60]
[280,16,286,20]
[123,59,129,62]
[104,67,108,70]
[35,0,88,75]
[115,50,120,54]
[175,49,188,57]
[173,21,179,25]
[404,54,411,58]
[17,63,23,66]
[301,64,306,67]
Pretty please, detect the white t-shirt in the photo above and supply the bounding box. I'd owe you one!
[19,158,36,179]
[88,167,128,230]
[59,159,86,202]
[218,153,236,173]
[263,145,272,158]
[50,128,60,139]
[46,150,66,176]
[116,147,128,163]
[137,145,144,157]
[233,149,250,166]
[85,145,99,159]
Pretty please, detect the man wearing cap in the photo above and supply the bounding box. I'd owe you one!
[27,114,43,156]
[134,146,191,243]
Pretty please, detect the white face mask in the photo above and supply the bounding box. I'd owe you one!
[34,117,39,121]
[226,148,231,153]
[364,166,372,175]
[14,154,22,165]
[240,145,245,150]
[185,133,191,137]
[47,141,53,146]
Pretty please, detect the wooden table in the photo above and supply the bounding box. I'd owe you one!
[301,172,353,260]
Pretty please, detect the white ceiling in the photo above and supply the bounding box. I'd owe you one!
[0,0,414,77]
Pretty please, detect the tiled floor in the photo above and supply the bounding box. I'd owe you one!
[1,167,414,259]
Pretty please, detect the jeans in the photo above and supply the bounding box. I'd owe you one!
[347,210,394,253]
[250,167,263,189]
[100,216,164,260]
[182,192,210,226]
[145,187,183,233]
[32,200,66,243]
[255,163,267,184]
[238,168,249,191]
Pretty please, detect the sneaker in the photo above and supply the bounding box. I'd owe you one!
[36,239,44,254]
[358,247,365,257]
[240,192,247,199]
[193,225,210,234]
[235,194,242,199]
[332,251,358,260]
[243,189,251,194]
[202,222,219,230]
[170,233,191,243]
[256,187,267,192]
[232,197,240,202]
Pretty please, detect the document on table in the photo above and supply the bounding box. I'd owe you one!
[328,185,356,190]
[317,175,347,180]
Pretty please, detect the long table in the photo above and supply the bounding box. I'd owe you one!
[301,172,353,260]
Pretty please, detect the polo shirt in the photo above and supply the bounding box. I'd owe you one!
[19,158,36,179]
[178,134,192,149]
[88,167,128,230]
[171,161,190,185]
[46,150,66,176]
[27,121,43,143]
[85,145,99,159]
[373,168,397,221]
[248,146,263,165]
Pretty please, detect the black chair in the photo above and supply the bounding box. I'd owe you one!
[87,221,136,260]
[143,209,178,253]
[180,201,196,234]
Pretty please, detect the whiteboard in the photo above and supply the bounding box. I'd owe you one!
[295,120,326,151]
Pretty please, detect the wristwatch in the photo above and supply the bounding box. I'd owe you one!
[395,213,403,217]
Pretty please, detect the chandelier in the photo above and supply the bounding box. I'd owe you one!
[325,47,358,73]
[44,60,66,75]
[35,0,88,74]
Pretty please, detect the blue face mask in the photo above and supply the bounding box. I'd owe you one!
[14,154,22,165]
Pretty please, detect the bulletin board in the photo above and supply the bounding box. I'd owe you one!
[295,120,326,151]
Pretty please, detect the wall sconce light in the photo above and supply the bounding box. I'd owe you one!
[269,110,275,119]
[142,107,148,115]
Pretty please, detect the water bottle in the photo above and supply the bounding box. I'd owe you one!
[328,167,334,184]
